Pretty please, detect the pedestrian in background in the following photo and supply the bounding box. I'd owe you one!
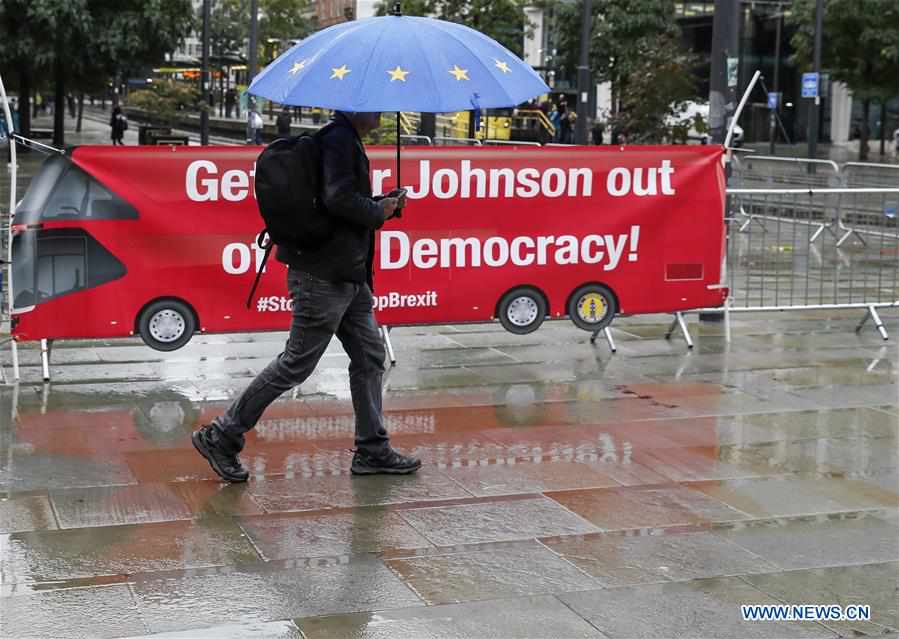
[565,111,578,144]
[549,103,561,142]
[558,100,571,143]
[110,106,127,145]
[276,105,292,137]
[247,99,264,144]
[591,119,604,145]
[225,88,237,119]
[192,110,421,482]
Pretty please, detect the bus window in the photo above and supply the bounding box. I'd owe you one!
[41,162,138,221]
[85,180,137,219]
[14,155,67,226]
[13,228,126,309]
[43,166,89,219]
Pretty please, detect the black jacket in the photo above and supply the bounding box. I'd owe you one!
[276,112,385,288]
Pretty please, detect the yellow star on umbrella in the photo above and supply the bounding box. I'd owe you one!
[494,59,511,74]
[387,66,410,82]
[330,64,351,80]
[289,59,309,75]
[448,65,469,81]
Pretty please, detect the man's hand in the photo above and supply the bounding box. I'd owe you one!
[380,197,399,219]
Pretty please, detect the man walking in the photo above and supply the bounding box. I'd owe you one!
[193,111,421,482]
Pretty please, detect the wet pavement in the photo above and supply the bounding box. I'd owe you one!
[2,121,899,638]
[0,310,898,639]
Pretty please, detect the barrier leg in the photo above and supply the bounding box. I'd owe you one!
[589,327,617,353]
[11,337,18,381]
[40,381,50,414]
[603,327,617,353]
[857,305,889,341]
[40,338,51,382]
[664,316,679,341]
[724,301,732,344]
[666,312,694,349]
[809,223,828,243]
[381,326,397,367]
[677,312,694,349]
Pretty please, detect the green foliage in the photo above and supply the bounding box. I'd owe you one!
[375,0,528,56]
[211,0,250,58]
[611,33,700,143]
[261,0,315,42]
[544,0,698,141]
[789,0,899,158]
[126,80,199,124]
[789,0,899,98]
[0,0,194,89]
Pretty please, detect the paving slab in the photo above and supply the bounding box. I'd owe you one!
[545,529,779,586]
[130,557,423,634]
[238,509,433,560]
[711,511,899,570]
[559,577,838,639]
[48,483,194,529]
[0,583,147,639]
[548,485,752,531]
[1,517,260,585]
[246,469,472,513]
[0,494,58,534]
[688,477,899,519]
[298,595,606,638]
[743,561,899,635]
[384,540,599,604]
[397,496,600,546]
[118,620,305,639]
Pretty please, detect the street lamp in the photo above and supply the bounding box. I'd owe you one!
[200,0,211,145]
[575,0,592,144]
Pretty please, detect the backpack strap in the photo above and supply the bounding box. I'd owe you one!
[245,230,274,309]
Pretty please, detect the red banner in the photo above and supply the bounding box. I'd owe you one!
[11,145,726,344]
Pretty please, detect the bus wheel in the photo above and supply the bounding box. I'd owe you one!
[138,300,197,351]
[498,287,546,335]
[568,284,617,332]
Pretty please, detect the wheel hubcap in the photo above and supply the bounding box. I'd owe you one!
[149,309,185,343]
[507,296,538,327]
[576,293,608,325]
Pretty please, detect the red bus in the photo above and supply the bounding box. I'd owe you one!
[11,144,726,351]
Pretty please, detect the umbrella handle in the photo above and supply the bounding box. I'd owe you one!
[394,110,403,217]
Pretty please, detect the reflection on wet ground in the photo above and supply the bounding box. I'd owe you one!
[1,313,898,638]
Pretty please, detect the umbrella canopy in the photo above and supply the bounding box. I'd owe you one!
[247,14,549,112]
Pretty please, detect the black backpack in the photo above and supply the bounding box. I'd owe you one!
[246,128,334,308]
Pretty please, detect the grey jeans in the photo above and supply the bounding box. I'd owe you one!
[212,268,389,455]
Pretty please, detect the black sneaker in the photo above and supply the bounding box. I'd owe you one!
[351,448,422,475]
[192,425,249,483]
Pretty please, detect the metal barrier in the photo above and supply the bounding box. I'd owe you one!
[400,134,432,145]
[721,187,899,340]
[731,154,841,188]
[433,136,481,146]
[481,139,542,147]
[842,162,899,188]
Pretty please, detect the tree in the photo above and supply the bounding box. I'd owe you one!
[376,0,528,57]
[261,0,315,45]
[546,0,699,141]
[0,0,90,139]
[211,0,249,60]
[0,0,193,144]
[790,0,899,160]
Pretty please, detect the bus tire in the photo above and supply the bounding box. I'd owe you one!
[568,284,617,332]
[497,287,546,335]
[138,299,197,351]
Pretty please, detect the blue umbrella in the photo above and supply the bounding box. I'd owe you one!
[247,9,549,113]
